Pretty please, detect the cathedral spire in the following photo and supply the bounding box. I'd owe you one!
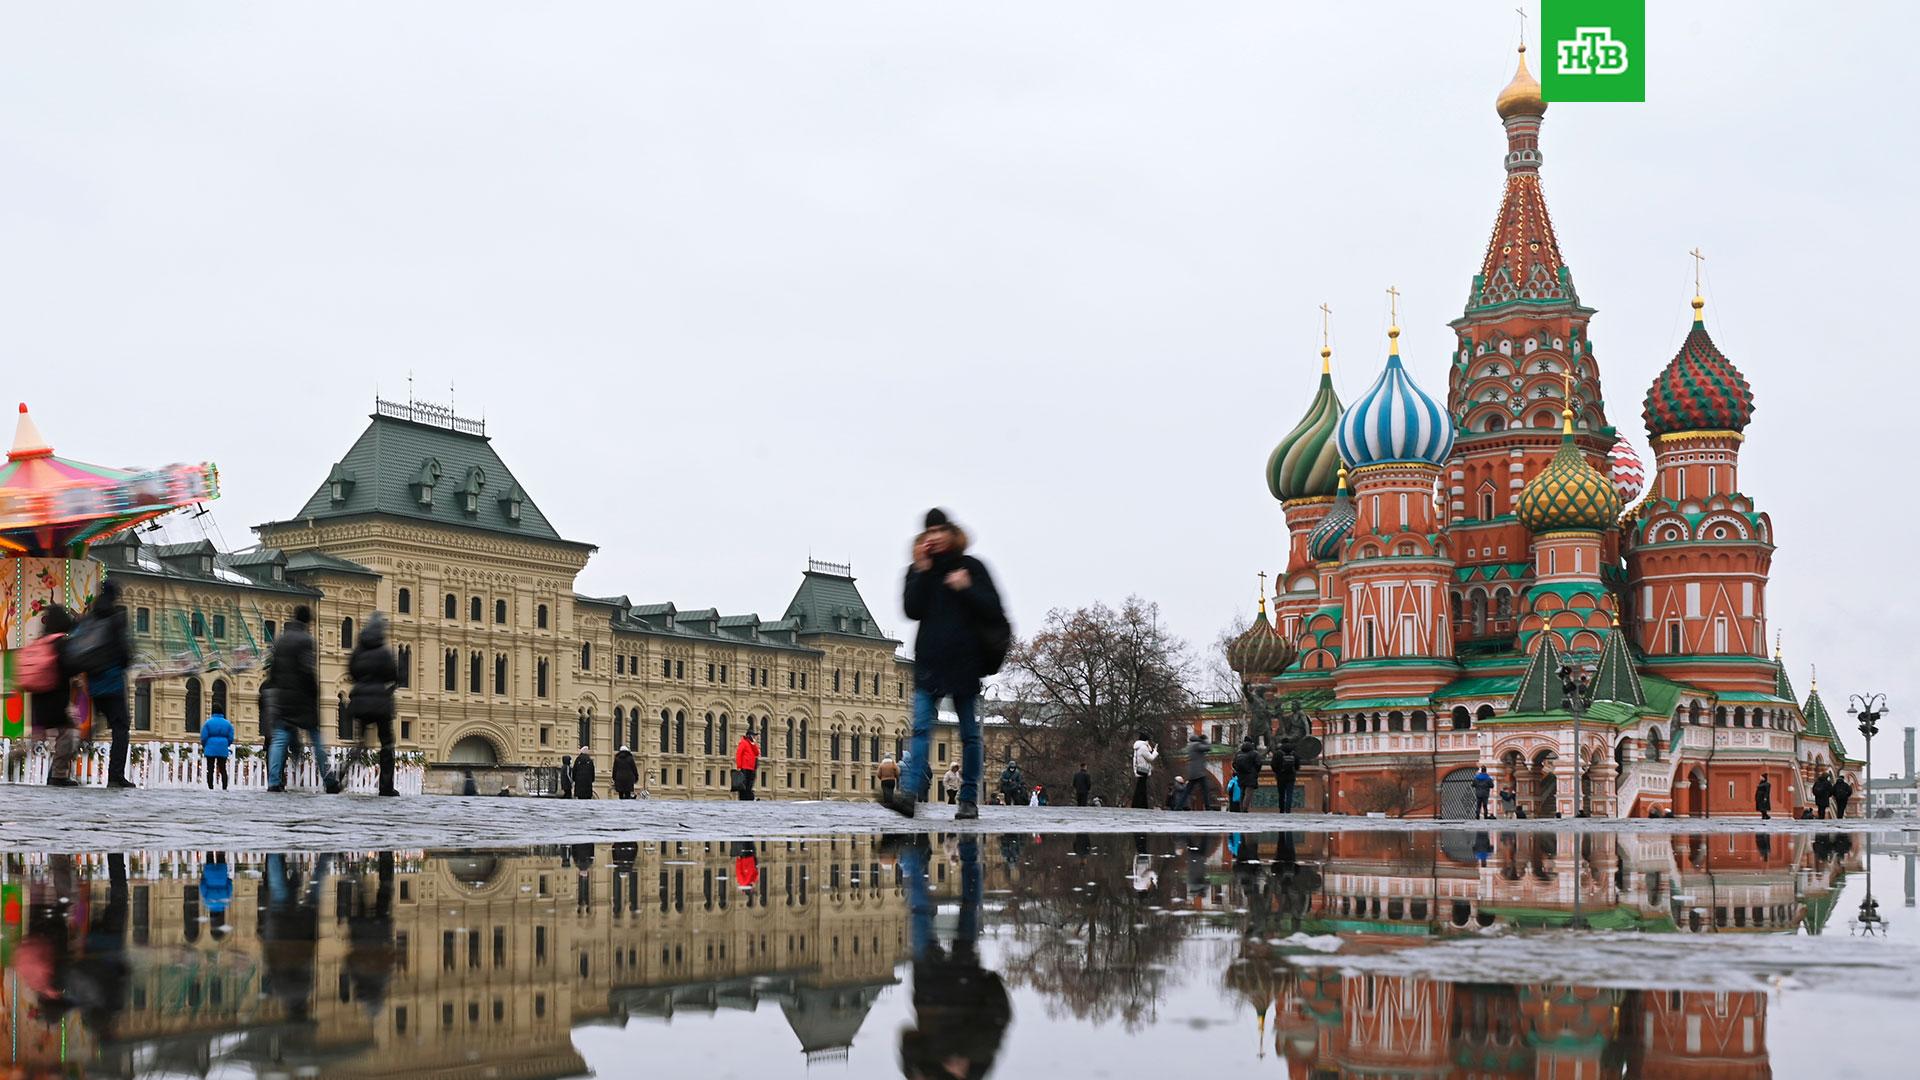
[1468,43,1574,312]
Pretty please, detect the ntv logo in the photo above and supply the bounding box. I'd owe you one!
[1556,27,1630,76]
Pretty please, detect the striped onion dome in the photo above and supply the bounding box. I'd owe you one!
[1607,437,1645,504]
[1226,599,1296,679]
[1644,296,1754,437]
[1306,467,1355,561]
[1335,327,1456,469]
[1517,409,1621,533]
[1266,348,1344,501]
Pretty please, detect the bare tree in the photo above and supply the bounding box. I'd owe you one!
[999,597,1197,805]
[1349,761,1433,818]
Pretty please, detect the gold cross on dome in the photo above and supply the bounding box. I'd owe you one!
[1515,6,1528,48]
[1386,285,1400,324]
[1257,570,1267,596]
[1318,302,1332,349]
[1690,247,1706,294]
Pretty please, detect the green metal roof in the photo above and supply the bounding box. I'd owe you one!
[1589,626,1646,707]
[271,411,581,546]
[1715,690,1795,705]
[1454,562,1530,583]
[1436,674,1522,701]
[1510,637,1566,713]
[1327,696,1434,711]
[284,550,379,577]
[782,565,898,643]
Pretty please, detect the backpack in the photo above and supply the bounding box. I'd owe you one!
[65,617,120,679]
[974,605,1012,677]
[16,634,66,694]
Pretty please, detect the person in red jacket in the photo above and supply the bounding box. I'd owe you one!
[734,727,760,801]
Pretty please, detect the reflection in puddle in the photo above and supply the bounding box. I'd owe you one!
[1,831,1913,1077]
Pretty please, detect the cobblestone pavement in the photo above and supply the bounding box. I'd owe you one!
[1,785,1909,852]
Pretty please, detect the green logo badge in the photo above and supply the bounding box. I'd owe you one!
[1540,0,1645,103]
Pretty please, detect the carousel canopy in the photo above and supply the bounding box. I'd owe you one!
[0,403,218,557]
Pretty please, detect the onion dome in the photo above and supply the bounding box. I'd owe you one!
[1607,437,1646,504]
[1335,326,1456,470]
[1227,596,1296,680]
[1306,467,1355,561]
[1495,43,1546,120]
[1516,407,1621,533]
[1643,296,1755,437]
[1266,347,1344,502]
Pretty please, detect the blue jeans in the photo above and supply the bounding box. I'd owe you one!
[902,837,980,962]
[905,687,979,804]
[267,725,328,788]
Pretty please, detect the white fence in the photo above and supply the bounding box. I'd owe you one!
[0,739,424,794]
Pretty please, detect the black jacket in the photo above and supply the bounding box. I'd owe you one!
[1071,769,1092,795]
[1232,745,1262,780]
[903,552,1004,694]
[1271,746,1300,778]
[265,620,320,729]
[348,629,399,723]
[612,750,639,792]
[571,754,596,795]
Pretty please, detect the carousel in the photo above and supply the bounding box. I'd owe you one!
[0,403,217,738]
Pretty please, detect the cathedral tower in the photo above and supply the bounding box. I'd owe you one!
[1267,337,1344,642]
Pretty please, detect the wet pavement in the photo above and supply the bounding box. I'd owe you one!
[3,829,1916,1078]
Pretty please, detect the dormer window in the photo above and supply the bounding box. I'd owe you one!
[499,482,525,524]
[462,467,487,515]
[326,463,356,505]
[200,555,213,576]
[413,458,442,507]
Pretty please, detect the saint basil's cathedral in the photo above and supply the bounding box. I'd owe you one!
[1245,45,1860,818]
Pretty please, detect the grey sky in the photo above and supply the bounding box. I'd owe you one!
[3,3,1912,760]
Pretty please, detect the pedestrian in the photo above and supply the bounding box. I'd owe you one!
[1232,737,1262,813]
[1028,786,1041,807]
[200,854,233,935]
[15,605,80,786]
[612,746,639,799]
[1166,775,1187,811]
[571,747,595,800]
[461,769,479,796]
[1185,729,1213,811]
[878,755,901,803]
[199,710,235,790]
[942,762,962,804]
[1754,774,1772,820]
[346,613,400,796]
[1226,772,1243,813]
[1472,767,1495,819]
[265,605,334,793]
[1072,763,1092,807]
[733,728,759,801]
[889,508,1008,821]
[1833,775,1853,819]
[998,758,1025,809]
[1812,772,1833,819]
[76,579,136,789]
[1499,786,1518,818]
[1130,731,1160,809]
[1271,739,1300,813]
[558,755,574,799]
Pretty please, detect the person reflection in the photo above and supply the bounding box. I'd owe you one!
[17,853,131,1048]
[263,853,330,1023]
[896,835,1011,1079]
[345,852,397,1014]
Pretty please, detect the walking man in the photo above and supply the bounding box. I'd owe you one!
[265,606,332,792]
[879,755,901,803]
[570,747,596,800]
[1130,731,1159,809]
[1832,775,1853,819]
[1184,729,1213,811]
[1755,774,1772,820]
[1472,766,1495,820]
[1231,737,1262,813]
[347,613,401,796]
[734,726,759,800]
[81,579,136,788]
[889,508,1007,821]
[1812,772,1832,819]
[1072,764,1092,807]
[1271,739,1300,813]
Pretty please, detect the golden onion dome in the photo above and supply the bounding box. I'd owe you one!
[1516,408,1621,533]
[1227,598,1297,680]
[1496,44,1546,120]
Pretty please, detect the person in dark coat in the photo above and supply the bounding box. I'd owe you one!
[1071,764,1092,807]
[896,835,1011,1080]
[347,613,401,796]
[1812,772,1832,818]
[558,755,574,799]
[265,606,330,792]
[612,746,640,798]
[1271,740,1301,813]
[1832,776,1853,819]
[460,769,479,796]
[344,852,396,1013]
[1472,768,1496,819]
[1231,738,1262,813]
[891,508,1007,821]
[1166,776,1187,810]
[24,605,80,786]
[1754,775,1773,820]
[998,759,1025,808]
[1184,731,1213,811]
[570,748,596,799]
[82,579,137,788]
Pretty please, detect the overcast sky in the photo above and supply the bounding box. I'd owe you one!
[3,3,1913,762]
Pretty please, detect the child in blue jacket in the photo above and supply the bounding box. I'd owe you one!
[200,712,235,790]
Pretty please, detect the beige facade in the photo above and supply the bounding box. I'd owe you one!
[98,401,918,800]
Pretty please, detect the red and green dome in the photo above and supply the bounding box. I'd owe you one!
[1266,355,1343,502]
[1227,601,1297,680]
[1643,297,1754,437]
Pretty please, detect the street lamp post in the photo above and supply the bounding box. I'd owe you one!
[1558,662,1594,818]
[1847,693,1890,821]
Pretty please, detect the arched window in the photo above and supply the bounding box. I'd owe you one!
[1387,711,1405,733]
[1486,415,1505,433]
[495,599,507,625]
[184,677,203,734]
[870,734,881,762]
[850,729,862,763]
[1470,593,1488,635]
[396,645,411,688]
[1733,707,1747,728]
[444,649,458,691]
[338,694,352,739]
[628,710,640,751]
[703,713,714,755]
[1452,706,1472,730]
[537,604,549,630]
[578,710,592,752]
[1647,727,1664,761]
[1714,707,1728,727]
[466,596,481,622]
[444,593,457,619]
[341,617,355,649]
[581,643,592,672]
[469,652,483,694]
[536,658,549,698]
[799,719,809,757]
[1476,703,1496,725]
[659,709,671,753]
[1495,590,1513,619]
[674,710,686,754]
[134,682,152,731]
[786,717,796,756]
[494,654,508,695]
[718,713,729,751]
[397,588,411,615]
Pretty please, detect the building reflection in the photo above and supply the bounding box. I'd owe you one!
[0,831,1863,1079]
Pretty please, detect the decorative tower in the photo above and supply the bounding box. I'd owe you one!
[1513,376,1622,653]
[1445,44,1618,650]
[1624,287,1775,693]
[1331,316,1458,698]
[1295,466,1356,673]
[1267,320,1345,643]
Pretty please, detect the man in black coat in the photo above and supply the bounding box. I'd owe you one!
[1832,776,1853,819]
[266,606,329,792]
[1231,737,1263,813]
[82,579,137,788]
[571,748,596,800]
[1812,773,1833,819]
[890,508,1006,821]
[1754,775,1772,820]
[1071,764,1092,807]
[1271,740,1301,814]
[347,614,400,796]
